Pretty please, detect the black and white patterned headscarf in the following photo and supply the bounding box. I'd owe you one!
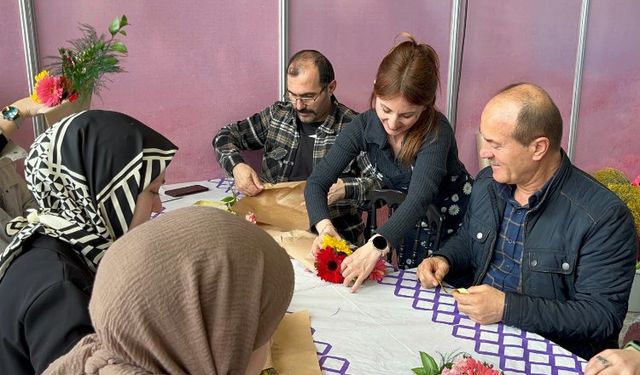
[0,110,178,280]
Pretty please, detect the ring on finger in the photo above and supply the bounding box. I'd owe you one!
[595,355,611,369]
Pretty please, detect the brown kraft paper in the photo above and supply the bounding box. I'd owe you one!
[232,181,310,231]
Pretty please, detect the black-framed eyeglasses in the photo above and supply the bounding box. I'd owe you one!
[283,86,326,105]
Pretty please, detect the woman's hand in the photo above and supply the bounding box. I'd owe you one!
[13,97,46,117]
[340,241,384,293]
[310,219,341,256]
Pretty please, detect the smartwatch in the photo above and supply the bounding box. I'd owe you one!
[371,235,388,253]
[1,105,22,129]
[2,106,20,121]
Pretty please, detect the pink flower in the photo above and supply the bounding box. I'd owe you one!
[633,175,640,186]
[36,75,65,107]
[368,259,386,282]
[245,212,257,224]
[456,356,501,375]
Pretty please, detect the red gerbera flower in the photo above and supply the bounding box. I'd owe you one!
[368,259,386,282]
[315,247,346,283]
[36,75,65,107]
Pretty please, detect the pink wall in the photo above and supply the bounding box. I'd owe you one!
[574,0,640,179]
[290,0,451,113]
[31,0,279,183]
[0,1,37,159]
[455,0,581,175]
[2,1,639,183]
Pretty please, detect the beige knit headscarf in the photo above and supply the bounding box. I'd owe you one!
[43,206,294,375]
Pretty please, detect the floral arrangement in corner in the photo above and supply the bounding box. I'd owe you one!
[315,234,386,283]
[592,168,640,263]
[32,15,129,107]
[412,351,502,375]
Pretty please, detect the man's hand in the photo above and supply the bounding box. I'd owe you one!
[340,241,382,293]
[417,256,450,288]
[232,163,264,196]
[310,219,341,255]
[584,348,640,375]
[452,285,505,325]
[327,178,346,206]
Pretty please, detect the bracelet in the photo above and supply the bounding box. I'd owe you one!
[625,340,640,352]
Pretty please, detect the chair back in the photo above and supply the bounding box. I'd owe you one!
[365,189,445,254]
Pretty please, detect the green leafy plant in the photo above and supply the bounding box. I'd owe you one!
[47,15,129,102]
[220,193,238,212]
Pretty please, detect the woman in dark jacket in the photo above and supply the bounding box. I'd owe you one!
[0,110,177,375]
[305,34,472,292]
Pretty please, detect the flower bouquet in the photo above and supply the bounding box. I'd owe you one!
[412,351,502,375]
[33,15,129,126]
[315,235,386,283]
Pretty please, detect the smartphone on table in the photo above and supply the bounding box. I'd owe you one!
[164,184,209,197]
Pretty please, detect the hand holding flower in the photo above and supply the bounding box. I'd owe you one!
[340,241,385,293]
[310,219,341,256]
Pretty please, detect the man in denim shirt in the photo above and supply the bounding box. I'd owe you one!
[213,50,370,245]
[417,83,637,359]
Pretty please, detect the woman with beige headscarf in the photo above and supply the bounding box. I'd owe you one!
[44,206,295,375]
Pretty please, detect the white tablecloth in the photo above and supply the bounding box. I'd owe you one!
[161,178,587,375]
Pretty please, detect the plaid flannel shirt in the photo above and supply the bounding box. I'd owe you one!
[213,96,373,245]
[482,182,549,292]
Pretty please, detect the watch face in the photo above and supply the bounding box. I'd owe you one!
[2,106,20,121]
[372,235,387,250]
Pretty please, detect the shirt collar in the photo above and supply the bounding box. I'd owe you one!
[496,169,558,209]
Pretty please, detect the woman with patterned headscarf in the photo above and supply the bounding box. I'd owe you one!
[0,110,177,375]
[43,206,295,375]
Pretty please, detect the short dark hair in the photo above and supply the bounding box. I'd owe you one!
[287,50,335,87]
[497,83,563,151]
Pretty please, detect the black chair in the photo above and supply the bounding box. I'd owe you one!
[364,189,444,263]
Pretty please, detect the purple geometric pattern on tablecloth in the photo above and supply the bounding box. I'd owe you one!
[208,177,238,194]
[151,206,166,219]
[380,270,586,375]
[310,327,352,374]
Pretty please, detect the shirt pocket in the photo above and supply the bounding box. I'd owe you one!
[468,215,494,271]
[265,146,288,161]
[525,249,576,299]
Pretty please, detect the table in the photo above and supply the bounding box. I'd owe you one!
[160,178,587,375]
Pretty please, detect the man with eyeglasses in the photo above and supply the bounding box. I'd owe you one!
[213,50,370,245]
